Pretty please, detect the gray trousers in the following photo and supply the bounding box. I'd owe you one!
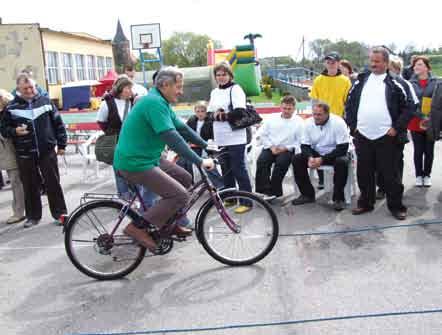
[7,169,25,218]
[119,158,192,228]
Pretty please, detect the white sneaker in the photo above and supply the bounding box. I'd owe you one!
[423,176,432,187]
[415,176,424,187]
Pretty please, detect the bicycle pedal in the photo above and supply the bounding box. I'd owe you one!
[172,236,187,242]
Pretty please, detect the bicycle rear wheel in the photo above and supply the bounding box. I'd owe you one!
[196,190,278,266]
[64,200,146,280]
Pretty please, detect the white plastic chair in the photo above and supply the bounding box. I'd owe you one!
[78,132,101,179]
[308,152,356,204]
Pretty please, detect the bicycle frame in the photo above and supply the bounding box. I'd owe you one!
[111,164,240,238]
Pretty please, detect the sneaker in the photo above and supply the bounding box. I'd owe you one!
[52,219,63,226]
[415,176,424,187]
[423,176,432,187]
[6,216,26,224]
[177,215,192,228]
[291,195,315,206]
[23,219,39,228]
[234,205,252,214]
[223,199,237,208]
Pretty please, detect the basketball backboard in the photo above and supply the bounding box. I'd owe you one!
[131,23,161,50]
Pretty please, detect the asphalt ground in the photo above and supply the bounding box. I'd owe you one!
[0,143,441,335]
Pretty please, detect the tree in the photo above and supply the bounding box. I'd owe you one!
[309,38,369,70]
[161,32,222,67]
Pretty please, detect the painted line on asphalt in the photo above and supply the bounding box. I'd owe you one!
[0,245,64,251]
[68,307,442,335]
[0,178,113,237]
[1,219,441,251]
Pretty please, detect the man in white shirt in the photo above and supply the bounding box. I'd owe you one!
[124,64,148,98]
[292,102,350,211]
[255,96,303,200]
[345,47,413,220]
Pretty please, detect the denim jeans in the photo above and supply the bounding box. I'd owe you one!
[113,168,157,207]
[219,144,252,206]
[176,149,224,189]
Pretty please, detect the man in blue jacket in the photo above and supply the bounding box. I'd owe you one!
[1,73,67,228]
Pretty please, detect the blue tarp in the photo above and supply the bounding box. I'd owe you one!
[62,86,90,110]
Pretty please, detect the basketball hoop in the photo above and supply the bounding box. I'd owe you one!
[131,23,161,51]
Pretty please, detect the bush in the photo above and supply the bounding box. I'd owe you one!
[261,75,274,87]
[263,84,273,99]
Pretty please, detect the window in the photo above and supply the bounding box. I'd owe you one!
[75,54,87,81]
[97,56,105,78]
[105,57,113,72]
[61,53,74,83]
[46,51,59,84]
[87,55,97,80]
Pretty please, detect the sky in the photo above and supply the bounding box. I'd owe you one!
[2,0,441,59]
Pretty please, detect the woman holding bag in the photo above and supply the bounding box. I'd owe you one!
[208,62,252,214]
[407,56,439,187]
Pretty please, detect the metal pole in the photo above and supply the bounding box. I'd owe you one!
[157,48,163,66]
[140,50,147,88]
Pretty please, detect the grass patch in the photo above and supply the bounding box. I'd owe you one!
[432,65,442,77]
[249,91,282,104]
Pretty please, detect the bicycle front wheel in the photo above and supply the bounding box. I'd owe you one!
[64,200,146,280]
[196,190,279,266]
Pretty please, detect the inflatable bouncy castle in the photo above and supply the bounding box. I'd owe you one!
[207,40,261,96]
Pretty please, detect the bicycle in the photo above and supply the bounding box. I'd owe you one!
[64,156,279,280]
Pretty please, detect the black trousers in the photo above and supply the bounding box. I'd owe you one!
[292,153,349,201]
[377,143,405,192]
[354,132,405,212]
[411,131,435,177]
[255,149,293,197]
[16,150,67,220]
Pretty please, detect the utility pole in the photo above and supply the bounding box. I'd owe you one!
[302,36,305,68]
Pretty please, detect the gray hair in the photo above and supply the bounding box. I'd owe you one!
[155,66,184,88]
[16,73,36,87]
[371,46,390,63]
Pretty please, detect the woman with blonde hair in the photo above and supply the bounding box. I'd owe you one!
[0,89,25,224]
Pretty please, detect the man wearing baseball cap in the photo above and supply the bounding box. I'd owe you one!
[310,51,351,118]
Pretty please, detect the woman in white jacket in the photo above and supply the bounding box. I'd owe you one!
[208,62,252,213]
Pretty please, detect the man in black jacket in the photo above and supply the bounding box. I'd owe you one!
[1,73,68,228]
[345,47,414,220]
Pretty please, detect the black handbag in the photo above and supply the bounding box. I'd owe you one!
[95,134,118,165]
[227,85,262,130]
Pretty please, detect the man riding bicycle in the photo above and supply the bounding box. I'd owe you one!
[114,67,215,252]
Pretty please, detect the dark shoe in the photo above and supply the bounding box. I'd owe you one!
[172,224,193,237]
[376,189,385,200]
[23,219,40,228]
[333,200,345,211]
[291,195,315,206]
[351,207,373,215]
[391,210,407,220]
[123,222,157,251]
